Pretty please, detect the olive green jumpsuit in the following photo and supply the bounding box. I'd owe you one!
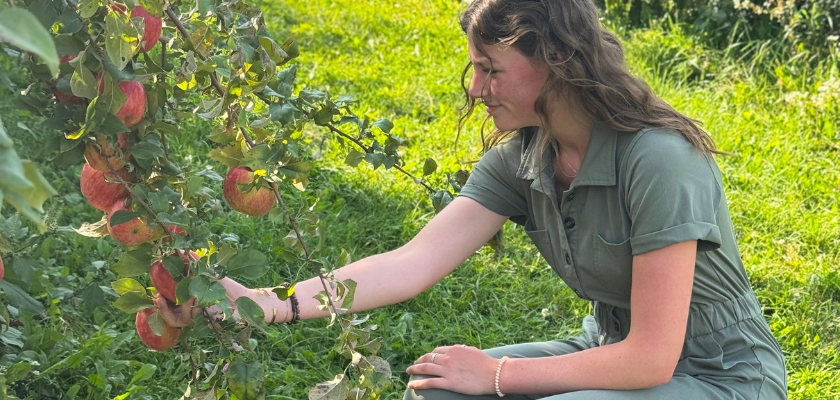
[404,124,787,399]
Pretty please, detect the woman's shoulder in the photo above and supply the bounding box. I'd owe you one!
[621,127,712,168]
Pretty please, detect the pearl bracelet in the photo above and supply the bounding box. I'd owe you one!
[495,356,509,397]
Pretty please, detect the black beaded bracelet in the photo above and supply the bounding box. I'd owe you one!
[288,292,300,324]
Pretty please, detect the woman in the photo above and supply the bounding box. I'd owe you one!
[160,0,787,398]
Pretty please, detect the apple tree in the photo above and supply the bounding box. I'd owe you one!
[0,0,474,397]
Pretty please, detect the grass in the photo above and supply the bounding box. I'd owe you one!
[1,0,838,398]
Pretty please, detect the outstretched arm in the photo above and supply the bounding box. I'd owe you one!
[160,197,509,325]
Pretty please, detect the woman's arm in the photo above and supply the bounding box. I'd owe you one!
[405,240,697,394]
[499,240,696,393]
[227,196,510,323]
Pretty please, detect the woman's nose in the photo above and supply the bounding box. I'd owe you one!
[468,72,488,100]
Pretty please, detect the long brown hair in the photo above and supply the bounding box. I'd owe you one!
[456,0,717,157]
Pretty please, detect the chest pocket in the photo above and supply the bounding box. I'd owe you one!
[524,219,558,270]
[592,234,633,293]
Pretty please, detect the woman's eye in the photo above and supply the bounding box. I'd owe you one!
[482,68,496,74]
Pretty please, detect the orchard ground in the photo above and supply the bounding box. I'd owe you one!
[1,0,838,398]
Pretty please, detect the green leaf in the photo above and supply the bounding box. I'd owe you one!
[128,363,157,386]
[308,374,349,400]
[147,191,170,213]
[431,190,454,213]
[4,361,32,384]
[227,359,266,400]
[130,141,165,159]
[208,143,243,168]
[344,150,363,167]
[111,278,146,295]
[175,277,192,305]
[109,209,140,227]
[70,65,98,99]
[147,310,165,336]
[81,284,106,313]
[371,119,394,134]
[226,249,269,280]
[114,291,154,313]
[269,102,297,125]
[162,255,186,277]
[105,13,136,70]
[339,279,356,310]
[78,0,99,18]
[0,8,59,76]
[422,158,437,177]
[240,144,272,171]
[0,275,44,314]
[271,283,295,301]
[235,297,267,331]
[113,246,153,277]
[189,276,227,307]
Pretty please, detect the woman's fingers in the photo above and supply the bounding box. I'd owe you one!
[405,362,446,376]
[154,295,197,327]
[407,376,447,390]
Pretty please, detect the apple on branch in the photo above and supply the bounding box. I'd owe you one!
[107,199,156,246]
[80,163,132,212]
[223,167,276,216]
[150,250,199,303]
[110,4,163,52]
[135,307,181,351]
[98,78,147,128]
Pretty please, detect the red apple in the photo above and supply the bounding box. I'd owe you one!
[98,79,146,128]
[80,163,132,211]
[135,307,181,350]
[108,200,155,246]
[150,250,198,303]
[110,4,162,52]
[223,167,276,216]
[84,133,130,172]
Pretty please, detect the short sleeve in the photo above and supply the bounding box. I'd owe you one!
[624,129,723,255]
[458,140,528,218]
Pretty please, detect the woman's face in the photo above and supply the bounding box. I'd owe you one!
[467,37,549,131]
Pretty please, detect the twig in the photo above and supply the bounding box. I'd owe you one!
[164,8,225,96]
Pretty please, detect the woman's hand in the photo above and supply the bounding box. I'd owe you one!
[405,345,499,395]
[154,295,200,327]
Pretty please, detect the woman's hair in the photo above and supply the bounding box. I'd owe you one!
[457,0,717,157]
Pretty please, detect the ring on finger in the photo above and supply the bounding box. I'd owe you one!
[430,352,438,364]
[459,344,466,348]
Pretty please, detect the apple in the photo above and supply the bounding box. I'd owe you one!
[52,55,85,104]
[223,167,276,216]
[84,133,130,172]
[110,4,162,52]
[98,79,146,128]
[135,307,181,351]
[80,163,132,211]
[108,200,155,246]
[150,261,181,303]
[150,250,199,303]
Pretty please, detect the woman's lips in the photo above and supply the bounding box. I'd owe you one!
[485,104,500,114]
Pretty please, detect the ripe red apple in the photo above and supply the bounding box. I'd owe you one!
[223,167,276,216]
[98,79,146,128]
[52,55,85,104]
[84,133,130,172]
[80,163,132,211]
[110,4,162,52]
[135,307,181,350]
[108,200,155,246]
[150,250,198,303]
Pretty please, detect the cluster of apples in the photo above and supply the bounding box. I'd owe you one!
[53,4,161,108]
[56,4,280,351]
[135,250,197,350]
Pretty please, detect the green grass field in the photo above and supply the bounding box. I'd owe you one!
[2,0,839,398]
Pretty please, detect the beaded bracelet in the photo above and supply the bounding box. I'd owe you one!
[495,356,509,397]
[288,292,300,324]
